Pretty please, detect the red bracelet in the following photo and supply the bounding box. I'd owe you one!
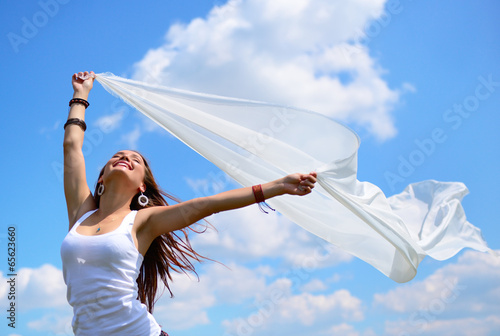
[252,184,266,203]
[252,184,275,214]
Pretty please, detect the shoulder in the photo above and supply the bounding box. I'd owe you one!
[132,206,173,248]
[133,206,168,232]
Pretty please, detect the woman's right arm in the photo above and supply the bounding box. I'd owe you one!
[63,71,96,228]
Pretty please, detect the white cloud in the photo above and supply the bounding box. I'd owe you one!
[222,279,364,335]
[153,262,269,330]
[277,289,364,324]
[27,312,73,335]
[191,205,352,267]
[300,278,328,293]
[0,264,68,312]
[385,315,500,336]
[373,250,500,335]
[373,250,500,316]
[132,0,408,140]
[39,120,62,137]
[185,175,229,197]
[323,323,363,336]
[0,264,74,335]
[120,126,142,149]
[152,252,360,332]
[94,109,125,133]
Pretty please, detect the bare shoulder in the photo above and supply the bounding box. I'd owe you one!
[133,206,169,233]
[133,206,172,256]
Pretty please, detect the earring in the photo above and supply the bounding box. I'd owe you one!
[138,192,149,207]
[97,184,105,196]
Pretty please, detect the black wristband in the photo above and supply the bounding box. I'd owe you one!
[69,98,89,109]
[64,118,87,131]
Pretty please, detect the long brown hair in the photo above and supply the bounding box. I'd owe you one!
[94,151,210,313]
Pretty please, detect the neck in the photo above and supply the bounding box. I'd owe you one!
[98,182,136,217]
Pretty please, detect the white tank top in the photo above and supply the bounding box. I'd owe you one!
[60,210,162,336]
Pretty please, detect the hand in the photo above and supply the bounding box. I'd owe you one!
[281,171,317,196]
[72,71,95,96]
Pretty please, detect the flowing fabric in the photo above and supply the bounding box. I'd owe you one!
[95,72,492,283]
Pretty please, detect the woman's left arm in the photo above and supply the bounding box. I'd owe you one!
[142,172,317,238]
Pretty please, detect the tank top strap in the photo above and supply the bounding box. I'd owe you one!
[71,209,98,232]
[124,210,138,233]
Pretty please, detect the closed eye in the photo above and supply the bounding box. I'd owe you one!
[131,154,142,163]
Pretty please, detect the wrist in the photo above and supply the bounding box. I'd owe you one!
[262,180,285,199]
[72,91,89,100]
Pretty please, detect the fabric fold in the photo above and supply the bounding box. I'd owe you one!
[95,72,491,283]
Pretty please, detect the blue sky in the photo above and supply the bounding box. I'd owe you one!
[1,1,499,335]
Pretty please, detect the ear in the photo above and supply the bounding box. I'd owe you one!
[97,176,103,184]
[139,183,146,193]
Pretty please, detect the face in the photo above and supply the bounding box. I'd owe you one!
[99,150,147,192]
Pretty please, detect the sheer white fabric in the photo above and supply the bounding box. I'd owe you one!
[95,72,491,283]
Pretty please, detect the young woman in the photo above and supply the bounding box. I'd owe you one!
[60,71,317,336]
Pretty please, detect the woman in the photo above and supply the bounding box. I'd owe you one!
[60,71,317,336]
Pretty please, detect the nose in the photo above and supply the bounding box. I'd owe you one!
[119,154,131,162]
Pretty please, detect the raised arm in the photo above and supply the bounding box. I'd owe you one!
[141,172,317,239]
[63,71,96,228]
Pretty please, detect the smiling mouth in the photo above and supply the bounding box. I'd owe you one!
[113,161,132,170]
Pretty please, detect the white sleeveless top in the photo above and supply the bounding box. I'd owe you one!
[60,210,162,336]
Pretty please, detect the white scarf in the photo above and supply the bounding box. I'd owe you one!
[95,72,492,283]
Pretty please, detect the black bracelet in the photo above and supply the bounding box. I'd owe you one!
[69,98,89,109]
[64,118,87,131]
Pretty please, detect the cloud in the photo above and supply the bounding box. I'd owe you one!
[94,109,125,133]
[185,175,229,196]
[276,289,364,324]
[1,264,68,312]
[132,0,408,140]
[373,250,500,315]
[190,205,353,268]
[27,312,73,335]
[300,278,328,293]
[385,315,500,336]
[153,262,268,330]
[322,323,377,336]
[120,126,142,149]
[39,120,62,137]
[152,256,359,333]
[222,278,364,336]
[153,256,364,333]
[373,250,500,335]
[0,264,73,335]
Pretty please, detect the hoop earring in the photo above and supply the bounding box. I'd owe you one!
[138,192,149,207]
[97,184,105,196]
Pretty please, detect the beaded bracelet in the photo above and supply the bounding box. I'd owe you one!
[64,118,87,131]
[69,98,89,109]
[252,184,275,214]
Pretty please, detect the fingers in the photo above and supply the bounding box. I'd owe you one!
[300,172,317,185]
[297,185,308,192]
[73,71,95,81]
[297,172,317,193]
[300,179,315,188]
